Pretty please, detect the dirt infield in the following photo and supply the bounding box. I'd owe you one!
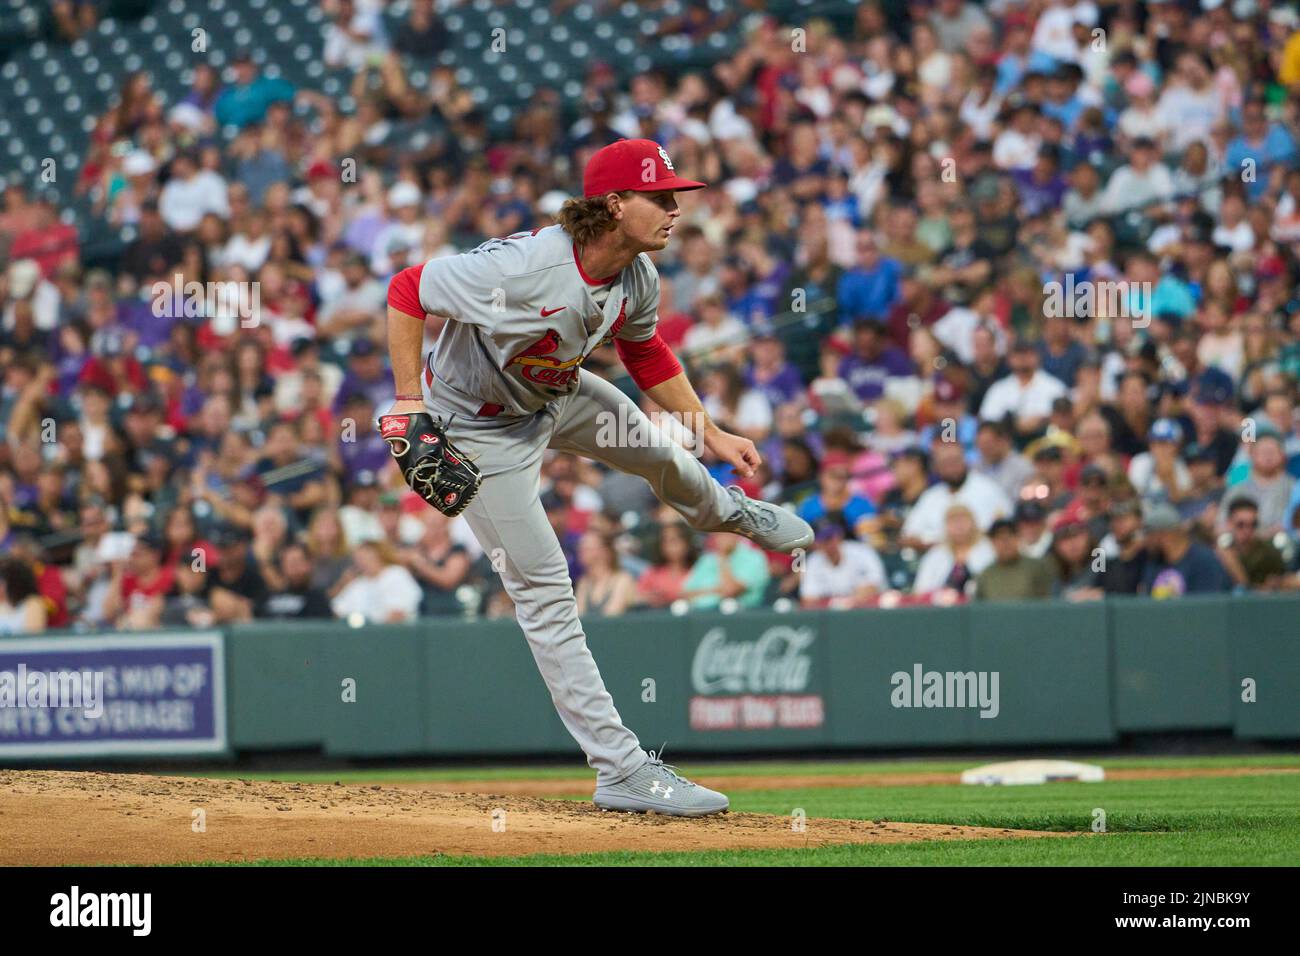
[0,770,1072,865]
[391,765,1300,798]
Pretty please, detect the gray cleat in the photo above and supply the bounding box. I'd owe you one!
[593,749,729,817]
[719,485,814,553]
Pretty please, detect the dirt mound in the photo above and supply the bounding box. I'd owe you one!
[390,765,1300,798]
[0,770,1071,865]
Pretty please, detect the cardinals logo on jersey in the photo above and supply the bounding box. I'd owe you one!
[506,329,584,388]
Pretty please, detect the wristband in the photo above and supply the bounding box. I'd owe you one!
[394,393,423,402]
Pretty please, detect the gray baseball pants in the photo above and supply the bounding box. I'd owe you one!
[425,370,736,785]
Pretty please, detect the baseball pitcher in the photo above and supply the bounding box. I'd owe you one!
[380,138,812,816]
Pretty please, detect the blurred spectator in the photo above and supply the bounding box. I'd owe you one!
[903,440,1012,547]
[257,542,334,619]
[973,420,1033,503]
[979,340,1068,438]
[837,318,913,403]
[1141,503,1230,597]
[798,519,886,609]
[637,522,700,610]
[912,503,994,598]
[837,230,901,320]
[330,540,422,623]
[101,535,172,631]
[1221,431,1296,535]
[796,450,877,539]
[1216,498,1286,592]
[1048,508,1096,598]
[682,533,770,610]
[974,518,1054,601]
[0,557,48,635]
[574,531,637,618]
[214,52,296,130]
[397,509,471,617]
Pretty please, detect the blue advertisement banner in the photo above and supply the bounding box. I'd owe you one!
[0,633,226,756]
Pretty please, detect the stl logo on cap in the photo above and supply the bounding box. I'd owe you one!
[582,139,706,197]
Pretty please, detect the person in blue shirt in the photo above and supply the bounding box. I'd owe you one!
[1224,98,1298,202]
[837,231,902,322]
[1140,503,1230,596]
[214,51,296,130]
[796,450,877,539]
[1041,65,1086,131]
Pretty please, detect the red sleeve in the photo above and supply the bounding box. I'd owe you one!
[387,263,426,319]
[614,330,683,391]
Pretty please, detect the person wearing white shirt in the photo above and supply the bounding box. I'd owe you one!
[1100,139,1174,217]
[322,0,388,72]
[799,522,887,608]
[1155,54,1225,153]
[1031,0,1098,63]
[158,151,230,232]
[1210,194,1255,254]
[903,440,1013,547]
[911,503,996,595]
[370,181,427,276]
[993,105,1042,171]
[330,541,423,624]
[979,341,1069,434]
[682,294,747,365]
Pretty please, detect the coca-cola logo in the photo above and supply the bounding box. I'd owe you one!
[690,626,815,695]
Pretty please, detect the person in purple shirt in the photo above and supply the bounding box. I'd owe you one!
[1013,145,1067,217]
[331,339,394,415]
[745,329,805,407]
[837,319,914,402]
[836,230,902,323]
[335,392,393,482]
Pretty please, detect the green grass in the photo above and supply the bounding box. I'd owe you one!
[177,759,1300,867]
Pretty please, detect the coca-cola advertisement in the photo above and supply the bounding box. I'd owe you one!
[688,625,825,732]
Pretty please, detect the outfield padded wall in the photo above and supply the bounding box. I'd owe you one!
[208,595,1292,759]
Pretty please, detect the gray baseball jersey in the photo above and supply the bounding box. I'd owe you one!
[416,224,660,417]
[400,223,737,787]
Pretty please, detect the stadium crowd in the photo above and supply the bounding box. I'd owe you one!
[3,0,1300,633]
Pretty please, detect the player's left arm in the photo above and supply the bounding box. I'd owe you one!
[617,257,759,478]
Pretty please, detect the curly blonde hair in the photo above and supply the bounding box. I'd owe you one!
[556,191,634,247]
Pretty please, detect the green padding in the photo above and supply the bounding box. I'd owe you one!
[1110,596,1233,732]
[827,606,970,747]
[1229,595,1300,740]
[422,618,572,754]
[226,622,325,750]
[320,625,428,756]
[586,612,693,752]
[681,611,834,748]
[967,601,1114,744]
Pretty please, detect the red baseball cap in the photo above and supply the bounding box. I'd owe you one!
[583,139,706,197]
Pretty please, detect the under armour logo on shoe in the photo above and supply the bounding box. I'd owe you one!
[649,780,674,799]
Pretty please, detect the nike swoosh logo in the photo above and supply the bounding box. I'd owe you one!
[540,306,566,317]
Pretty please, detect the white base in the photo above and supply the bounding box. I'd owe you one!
[960,759,1106,786]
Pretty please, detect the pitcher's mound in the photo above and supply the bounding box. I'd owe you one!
[0,770,1072,865]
